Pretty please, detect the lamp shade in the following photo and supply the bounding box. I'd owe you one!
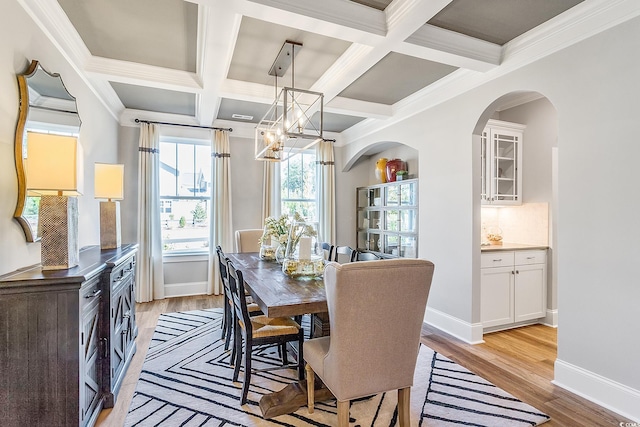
[95,163,124,200]
[26,131,83,196]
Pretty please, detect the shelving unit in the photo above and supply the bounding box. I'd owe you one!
[481,120,525,206]
[356,178,418,258]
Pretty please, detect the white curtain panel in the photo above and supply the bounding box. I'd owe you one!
[317,140,336,245]
[136,123,165,302]
[208,130,234,295]
[261,161,281,222]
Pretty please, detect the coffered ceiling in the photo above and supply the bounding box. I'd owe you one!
[20,0,591,138]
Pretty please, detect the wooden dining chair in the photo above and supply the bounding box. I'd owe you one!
[227,259,305,405]
[304,258,435,426]
[332,245,356,263]
[354,251,380,261]
[216,247,261,365]
[320,242,334,261]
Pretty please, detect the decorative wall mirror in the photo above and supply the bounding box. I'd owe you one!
[14,60,81,242]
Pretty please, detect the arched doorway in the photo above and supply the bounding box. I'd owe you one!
[473,91,559,342]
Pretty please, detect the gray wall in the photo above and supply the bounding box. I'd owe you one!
[0,0,119,275]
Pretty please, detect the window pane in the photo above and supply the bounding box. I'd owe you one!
[177,143,195,196]
[196,145,211,197]
[160,142,177,196]
[280,150,317,222]
[161,199,210,252]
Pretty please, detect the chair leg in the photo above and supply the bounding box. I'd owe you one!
[398,387,411,427]
[280,343,289,365]
[240,337,252,405]
[297,331,304,380]
[224,308,233,351]
[305,364,314,414]
[337,400,350,427]
[232,326,242,380]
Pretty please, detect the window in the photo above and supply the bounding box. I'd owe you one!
[159,137,211,253]
[280,151,317,221]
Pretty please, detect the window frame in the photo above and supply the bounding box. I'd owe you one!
[159,136,211,255]
[280,149,318,222]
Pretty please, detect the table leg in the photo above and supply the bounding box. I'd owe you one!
[259,378,334,419]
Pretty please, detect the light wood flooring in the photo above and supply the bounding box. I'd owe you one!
[96,295,629,426]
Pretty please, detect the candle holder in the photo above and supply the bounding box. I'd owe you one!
[282,218,324,278]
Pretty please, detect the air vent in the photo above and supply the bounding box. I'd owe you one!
[232,114,253,120]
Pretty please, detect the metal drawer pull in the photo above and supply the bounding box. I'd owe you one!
[85,289,101,298]
[493,258,502,262]
[526,256,535,259]
[124,268,132,273]
[114,276,123,282]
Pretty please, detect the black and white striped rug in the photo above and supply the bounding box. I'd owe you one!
[125,309,550,426]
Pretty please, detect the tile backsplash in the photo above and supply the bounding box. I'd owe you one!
[481,203,549,246]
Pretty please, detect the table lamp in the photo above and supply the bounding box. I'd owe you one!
[94,163,124,249]
[26,131,83,270]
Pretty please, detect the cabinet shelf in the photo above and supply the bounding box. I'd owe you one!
[356,179,418,258]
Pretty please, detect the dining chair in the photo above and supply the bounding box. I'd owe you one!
[227,259,305,405]
[354,251,380,261]
[304,258,435,426]
[234,228,263,252]
[216,247,262,364]
[332,245,356,263]
[320,242,334,261]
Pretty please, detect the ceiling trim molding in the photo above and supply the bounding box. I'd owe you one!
[402,24,501,71]
[219,79,275,104]
[85,56,202,92]
[341,0,640,145]
[326,96,393,119]
[242,0,387,38]
[17,0,119,120]
[310,43,374,97]
[385,0,450,35]
[494,93,545,112]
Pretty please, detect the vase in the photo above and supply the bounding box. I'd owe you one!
[385,158,407,182]
[375,158,388,183]
[275,244,286,264]
[282,220,324,278]
[259,244,276,261]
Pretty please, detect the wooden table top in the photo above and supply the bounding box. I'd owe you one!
[225,252,327,318]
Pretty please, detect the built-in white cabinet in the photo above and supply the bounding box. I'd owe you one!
[481,249,547,330]
[481,120,525,206]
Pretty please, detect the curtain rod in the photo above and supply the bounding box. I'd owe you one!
[134,118,232,132]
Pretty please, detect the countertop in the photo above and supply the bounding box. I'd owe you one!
[481,242,548,252]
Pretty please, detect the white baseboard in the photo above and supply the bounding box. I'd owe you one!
[424,307,484,344]
[164,281,207,298]
[554,359,640,423]
[543,309,558,327]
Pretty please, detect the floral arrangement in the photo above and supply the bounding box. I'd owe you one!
[259,214,291,246]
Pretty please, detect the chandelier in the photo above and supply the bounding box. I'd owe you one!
[255,40,324,162]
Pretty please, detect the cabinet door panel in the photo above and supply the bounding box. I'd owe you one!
[514,264,546,322]
[481,266,514,328]
[81,296,102,426]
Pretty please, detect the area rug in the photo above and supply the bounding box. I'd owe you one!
[125,309,550,426]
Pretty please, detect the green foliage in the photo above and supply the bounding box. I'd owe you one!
[191,201,207,222]
[24,196,40,216]
[179,216,186,228]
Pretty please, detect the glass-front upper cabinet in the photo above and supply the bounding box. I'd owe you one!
[481,120,525,206]
[356,179,418,258]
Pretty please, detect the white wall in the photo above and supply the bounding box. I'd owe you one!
[340,15,640,420]
[0,1,119,275]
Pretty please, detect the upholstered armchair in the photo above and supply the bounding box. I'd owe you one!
[304,258,435,426]
[234,228,263,252]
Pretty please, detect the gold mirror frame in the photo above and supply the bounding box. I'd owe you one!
[13,60,81,242]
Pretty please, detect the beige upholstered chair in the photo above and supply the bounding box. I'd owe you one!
[304,258,435,426]
[234,228,263,253]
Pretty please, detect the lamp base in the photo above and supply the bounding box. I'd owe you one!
[100,201,121,249]
[40,195,79,270]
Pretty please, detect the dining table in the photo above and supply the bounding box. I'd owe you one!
[224,252,334,418]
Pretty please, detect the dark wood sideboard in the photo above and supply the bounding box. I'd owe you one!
[0,244,138,427]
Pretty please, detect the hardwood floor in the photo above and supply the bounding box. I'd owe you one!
[96,295,629,426]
